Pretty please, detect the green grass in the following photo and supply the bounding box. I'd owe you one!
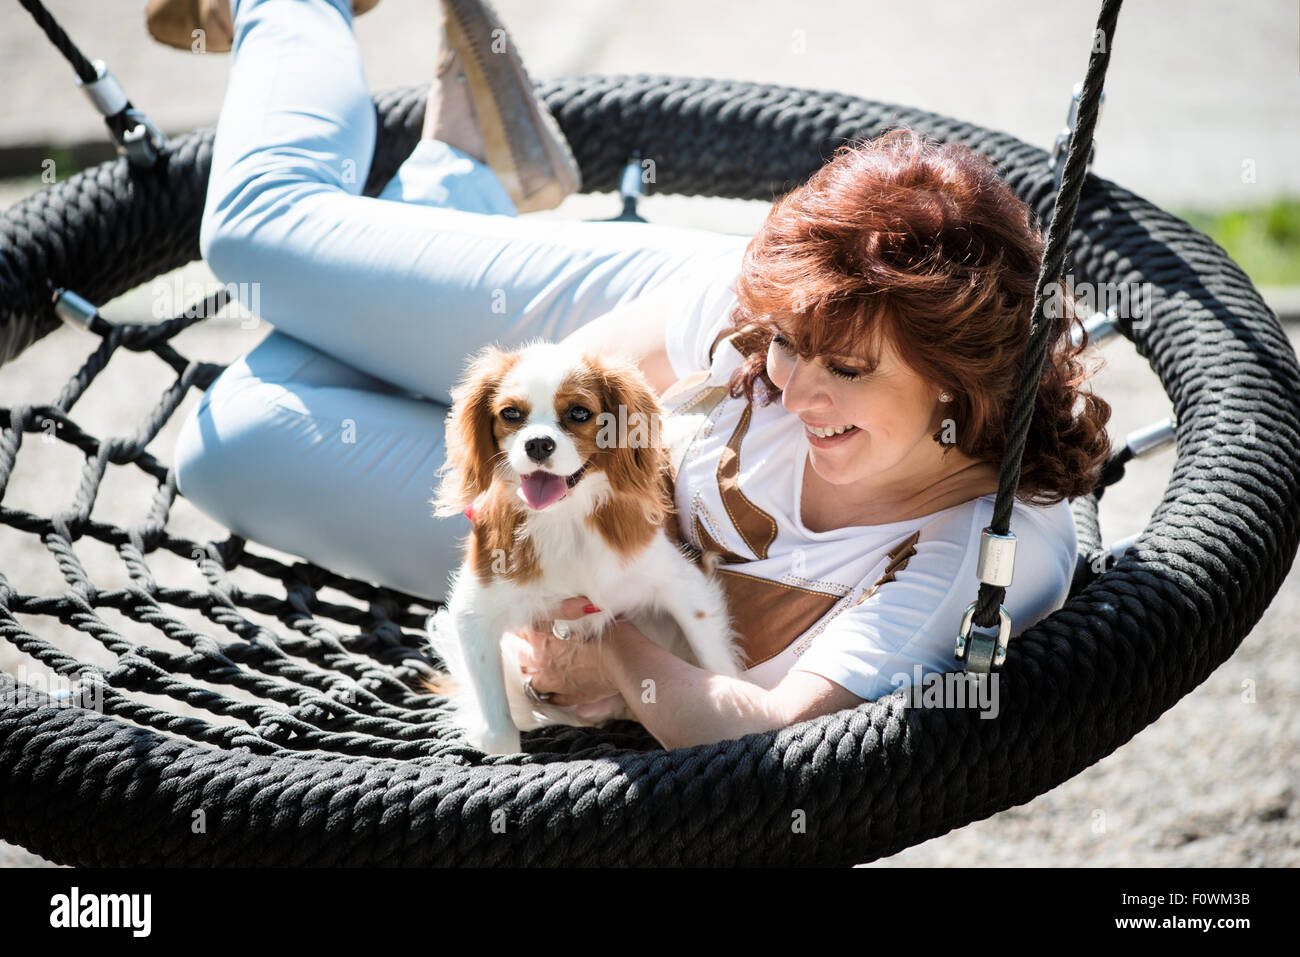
[1176,198,1300,286]
[45,147,86,182]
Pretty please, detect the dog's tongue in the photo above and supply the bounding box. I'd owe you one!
[518,471,568,510]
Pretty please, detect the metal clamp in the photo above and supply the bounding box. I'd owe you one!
[76,59,129,116]
[1050,81,1105,188]
[1084,531,1140,580]
[119,108,167,167]
[619,158,645,202]
[1125,417,1177,458]
[76,59,166,167]
[1108,531,1140,563]
[587,156,649,224]
[976,527,1017,588]
[1069,304,1121,350]
[953,527,1018,672]
[609,156,649,223]
[52,288,111,334]
[955,602,1012,673]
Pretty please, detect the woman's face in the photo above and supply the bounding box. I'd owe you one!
[766,327,948,492]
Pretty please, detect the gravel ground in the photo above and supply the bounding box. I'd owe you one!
[3,0,1297,209]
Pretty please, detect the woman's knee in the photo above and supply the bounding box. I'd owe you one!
[200,179,333,290]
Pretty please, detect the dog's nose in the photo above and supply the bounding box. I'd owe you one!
[524,436,556,462]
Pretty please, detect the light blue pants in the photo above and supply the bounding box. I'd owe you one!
[174,0,748,601]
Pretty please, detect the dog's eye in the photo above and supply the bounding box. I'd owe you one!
[567,406,592,423]
[501,407,523,421]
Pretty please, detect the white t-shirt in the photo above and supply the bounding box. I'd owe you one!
[659,284,1078,701]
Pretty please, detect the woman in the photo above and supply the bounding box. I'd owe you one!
[172,0,1112,750]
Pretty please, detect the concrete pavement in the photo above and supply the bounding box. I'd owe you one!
[1,0,1297,210]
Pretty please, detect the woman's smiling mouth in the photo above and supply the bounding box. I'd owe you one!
[804,421,861,447]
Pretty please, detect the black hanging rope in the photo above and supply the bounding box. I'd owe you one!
[15,0,164,164]
[971,0,1124,631]
[16,0,97,83]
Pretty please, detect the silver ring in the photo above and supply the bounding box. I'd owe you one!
[551,621,572,641]
[524,676,552,705]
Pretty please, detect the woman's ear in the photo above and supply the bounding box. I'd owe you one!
[590,356,672,527]
[432,345,516,517]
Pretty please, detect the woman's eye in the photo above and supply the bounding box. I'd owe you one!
[568,406,592,423]
[771,332,864,380]
[828,364,862,381]
[501,407,523,421]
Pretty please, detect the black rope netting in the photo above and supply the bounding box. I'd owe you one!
[1,70,1297,865]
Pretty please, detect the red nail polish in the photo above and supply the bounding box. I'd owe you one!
[582,603,601,615]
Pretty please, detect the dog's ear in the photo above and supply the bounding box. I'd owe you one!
[432,345,517,517]
[589,356,673,528]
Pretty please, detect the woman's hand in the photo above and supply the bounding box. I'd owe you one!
[508,596,620,707]
[509,597,866,749]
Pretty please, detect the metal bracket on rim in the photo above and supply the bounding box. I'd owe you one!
[1050,81,1105,189]
[52,288,114,336]
[955,527,1017,672]
[955,602,1012,673]
[76,59,167,168]
[590,155,648,223]
[120,108,167,167]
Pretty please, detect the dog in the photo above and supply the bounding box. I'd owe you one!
[423,339,743,754]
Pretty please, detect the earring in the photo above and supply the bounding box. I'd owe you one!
[940,391,953,403]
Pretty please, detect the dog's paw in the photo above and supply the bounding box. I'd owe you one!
[465,722,522,755]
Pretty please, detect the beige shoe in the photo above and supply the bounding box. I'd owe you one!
[421,29,489,166]
[439,0,581,213]
[145,0,382,53]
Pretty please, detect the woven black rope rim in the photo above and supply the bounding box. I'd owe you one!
[1,76,1296,866]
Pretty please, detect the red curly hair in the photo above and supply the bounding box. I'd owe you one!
[726,128,1112,506]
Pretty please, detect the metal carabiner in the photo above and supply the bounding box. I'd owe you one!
[955,601,1012,674]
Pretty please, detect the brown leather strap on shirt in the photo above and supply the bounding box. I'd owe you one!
[729,528,924,667]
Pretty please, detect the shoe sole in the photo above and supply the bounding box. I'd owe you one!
[442,0,582,213]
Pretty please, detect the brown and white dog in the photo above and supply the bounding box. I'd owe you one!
[425,339,743,754]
